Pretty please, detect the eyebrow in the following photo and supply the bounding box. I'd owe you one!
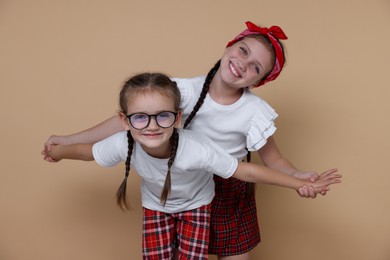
[241,41,264,71]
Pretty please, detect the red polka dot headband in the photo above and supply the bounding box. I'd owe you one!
[226,21,288,87]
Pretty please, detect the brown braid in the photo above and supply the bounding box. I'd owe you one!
[160,128,179,206]
[183,60,220,129]
[245,149,255,196]
[116,131,134,210]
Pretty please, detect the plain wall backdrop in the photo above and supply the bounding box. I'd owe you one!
[1,0,389,259]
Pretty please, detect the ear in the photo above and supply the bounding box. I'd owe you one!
[118,112,131,131]
[174,110,183,128]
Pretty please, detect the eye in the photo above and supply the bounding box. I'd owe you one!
[158,112,172,119]
[239,47,248,56]
[157,112,175,122]
[132,113,148,121]
[252,64,260,74]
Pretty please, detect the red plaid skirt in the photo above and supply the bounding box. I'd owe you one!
[143,204,211,259]
[209,175,261,256]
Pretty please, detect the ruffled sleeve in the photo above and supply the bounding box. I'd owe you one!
[246,99,278,151]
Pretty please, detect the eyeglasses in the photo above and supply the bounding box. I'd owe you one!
[127,111,178,130]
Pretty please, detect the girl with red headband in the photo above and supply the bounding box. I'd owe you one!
[42,21,338,259]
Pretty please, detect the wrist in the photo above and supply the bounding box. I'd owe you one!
[290,170,302,178]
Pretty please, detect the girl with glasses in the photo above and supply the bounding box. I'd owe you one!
[46,72,340,260]
[43,22,340,259]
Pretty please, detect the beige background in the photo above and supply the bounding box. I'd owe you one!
[1,0,389,259]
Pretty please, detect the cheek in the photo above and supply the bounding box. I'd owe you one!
[248,72,263,86]
[128,128,141,139]
[165,128,174,137]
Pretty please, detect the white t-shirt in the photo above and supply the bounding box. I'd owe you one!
[93,129,238,213]
[172,76,278,160]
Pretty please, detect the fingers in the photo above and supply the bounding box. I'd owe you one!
[307,186,316,198]
[315,178,341,194]
[298,186,309,197]
[313,185,330,194]
[303,180,338,197]
[319,171,342,182]
[310,174,319,182]
[43,155,58,163]
[319,168,338,178]
[327,178,342,185]
[41,144,58,163]
[298,185,317,198]
[45,143,53,152]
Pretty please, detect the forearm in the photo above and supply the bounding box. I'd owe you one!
[265,156,300,176]
[257,137,300,176]
[48,143,94,161]
[57,115,124,145]
[233,162,305,190]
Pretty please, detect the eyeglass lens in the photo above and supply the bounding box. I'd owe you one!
[128,112,177,130]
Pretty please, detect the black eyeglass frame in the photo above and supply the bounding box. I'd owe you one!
[126,111,178,130]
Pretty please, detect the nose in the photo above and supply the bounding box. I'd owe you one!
[146,116,159,130]
[237,60,247,72]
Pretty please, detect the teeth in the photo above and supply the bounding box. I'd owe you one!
[230,63,239,77]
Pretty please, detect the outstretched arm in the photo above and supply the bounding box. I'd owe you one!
[47,143,95,162]
[46,115,123,145]
[42,115,123,162]
[233,162,341,193]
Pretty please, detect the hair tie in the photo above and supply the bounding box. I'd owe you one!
[226,21,288,87]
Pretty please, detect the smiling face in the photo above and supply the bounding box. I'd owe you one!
[120,90,181,158]
[219,37,275,89]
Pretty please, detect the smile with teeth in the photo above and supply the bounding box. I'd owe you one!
[229,62,241,78]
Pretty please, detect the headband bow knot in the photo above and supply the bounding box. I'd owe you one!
[226,21,288,87]
[245,21,287,40]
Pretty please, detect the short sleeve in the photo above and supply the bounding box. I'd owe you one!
[204,137,239,179]
[92,131,128,167]
[178,129,238,179]
[171,76,206,119]
[246,99,278,151]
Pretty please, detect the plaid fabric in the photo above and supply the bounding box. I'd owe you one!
[143,204,211,259]
[209,176,261,256]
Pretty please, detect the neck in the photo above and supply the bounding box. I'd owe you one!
[141,141,172,159]
[208,69,244,105]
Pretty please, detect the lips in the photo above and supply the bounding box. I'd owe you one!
[229,62,241,78]
[143,133,162,138]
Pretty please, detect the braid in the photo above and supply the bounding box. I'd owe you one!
[116,131,134,210]
[246,148,251,163]
[245,148,256,196]
[160,128,179,206]
[183,60,220,129]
